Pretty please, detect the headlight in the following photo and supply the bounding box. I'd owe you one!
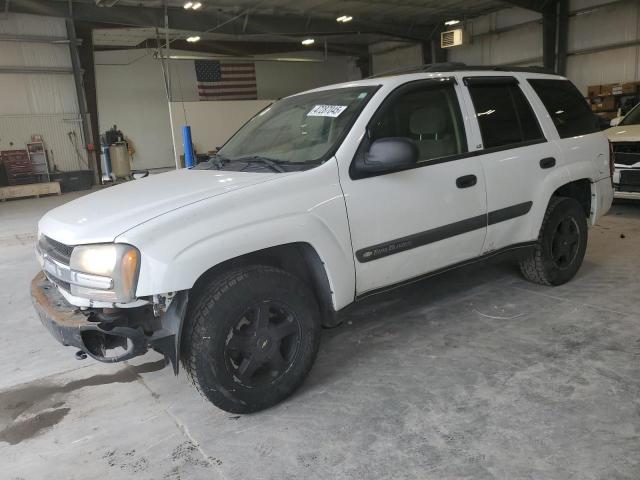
[69,244,140,303]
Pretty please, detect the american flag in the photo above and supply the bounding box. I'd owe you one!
[195,60,257,101]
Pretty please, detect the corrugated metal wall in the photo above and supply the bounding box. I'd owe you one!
[0,13,86,171]
[0,114,88,172]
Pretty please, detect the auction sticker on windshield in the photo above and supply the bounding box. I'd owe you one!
[307,105,348,117]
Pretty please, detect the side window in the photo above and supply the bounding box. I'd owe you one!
[528,79,600,138]
[369,82,467,162]
[466,79,544,149]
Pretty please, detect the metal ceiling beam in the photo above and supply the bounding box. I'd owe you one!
[2,0,436,43]
[499,0,554,13]
[0,65,73,74]
[0,33,78,44]
[96,38,369,58]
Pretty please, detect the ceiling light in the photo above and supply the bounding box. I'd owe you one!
[192,2,202,9]
[186,36,201,42]
[444,19,460,26]
[301,38,315,46]
[183,2,193,8]
[337,15,353,22]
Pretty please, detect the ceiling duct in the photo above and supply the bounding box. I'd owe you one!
[94,0,122,6]
[440,28,466,49]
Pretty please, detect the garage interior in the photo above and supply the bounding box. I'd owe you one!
[1,0,640,478]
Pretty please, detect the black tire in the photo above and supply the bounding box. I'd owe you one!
[519,196,588,286]
[181,265,321,413]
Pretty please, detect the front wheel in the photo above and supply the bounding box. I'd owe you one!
[181,265,321,413]
[519,196,588,286]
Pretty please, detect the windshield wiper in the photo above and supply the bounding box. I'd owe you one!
[209,153,231,170]
[194,153,230,170]
[232,155,287,173]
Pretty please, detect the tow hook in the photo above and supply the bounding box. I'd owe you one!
[75,350,87,360]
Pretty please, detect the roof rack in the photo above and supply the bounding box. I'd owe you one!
[367,62,556,79]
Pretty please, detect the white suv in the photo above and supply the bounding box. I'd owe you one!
[606,103,640,195]
[32,65,614,413]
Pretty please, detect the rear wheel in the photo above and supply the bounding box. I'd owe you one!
[519,196,588,286]
[181,265,321,413]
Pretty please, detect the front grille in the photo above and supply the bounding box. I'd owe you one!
[45,272,71,292]
[39,235,74,265]
[612,142,640,166]
[620,169,640,186]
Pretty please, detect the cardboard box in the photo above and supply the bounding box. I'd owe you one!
[612,82,638,95]
[591,96,616,112]
[587,85,601,97]
[600,83,615,96]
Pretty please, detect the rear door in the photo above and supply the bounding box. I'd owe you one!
[527,78,609,182]
[460,75,565,252]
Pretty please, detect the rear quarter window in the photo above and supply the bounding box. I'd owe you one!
[528,79,600,139]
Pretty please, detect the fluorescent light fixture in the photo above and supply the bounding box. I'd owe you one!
[444,19,460,26]
[183,2,193,8]
[192,2,202,9]
[337,15,353,22]
[186,36,201,42]
[301,38,315,46]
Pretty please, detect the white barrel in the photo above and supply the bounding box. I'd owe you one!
[109,143,131,179]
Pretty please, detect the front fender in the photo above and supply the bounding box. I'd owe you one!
[117,161,355,311]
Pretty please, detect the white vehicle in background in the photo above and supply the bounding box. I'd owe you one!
[607,104,640,196]
[32,64,614,413]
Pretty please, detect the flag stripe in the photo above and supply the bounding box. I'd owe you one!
[220,66,255,71]
[219,63,255,68]
[199,85,257,92]
[199,91,258,98]
[199,94,259,100]
[198,81,257,88]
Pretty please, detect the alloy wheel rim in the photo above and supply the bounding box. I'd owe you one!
[224,301,301,388]
[551,216,580,269]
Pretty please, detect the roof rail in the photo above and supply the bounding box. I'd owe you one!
[367,62,468,78]
[367,62,556,78]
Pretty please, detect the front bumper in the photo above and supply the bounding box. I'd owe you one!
[31,271,188,372]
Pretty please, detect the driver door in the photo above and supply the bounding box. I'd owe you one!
[340,79,488,295]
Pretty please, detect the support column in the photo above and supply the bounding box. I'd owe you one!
[556,0,569,75]
[542,4,557,72]
[66,18,98,183]
[542,0,569,74]
[74,21,101,181]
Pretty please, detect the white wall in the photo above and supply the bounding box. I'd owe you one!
[0,13,87,172]
[170,100,273,158]
[447,7,542,67]
[94,49,359,169]
[255,51,361,99]
[94,49,195,170]
[370,41,423,75]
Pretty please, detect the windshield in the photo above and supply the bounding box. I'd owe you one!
[620,103,640,126]
[217,86,379,164]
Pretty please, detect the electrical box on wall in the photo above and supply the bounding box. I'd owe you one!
[440,28,466,48]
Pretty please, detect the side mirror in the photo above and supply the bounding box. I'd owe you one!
[360,137,418,174]
[610,116,623,127]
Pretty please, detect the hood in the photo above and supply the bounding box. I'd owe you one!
[606,124,640,142]
[39,169,284,245]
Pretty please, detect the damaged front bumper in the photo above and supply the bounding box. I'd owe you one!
[30,271,188,373]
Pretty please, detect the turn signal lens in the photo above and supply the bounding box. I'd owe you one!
[608,140,615,177]
[120,248,140,299]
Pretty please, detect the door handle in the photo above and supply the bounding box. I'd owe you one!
[540,157,556,169]
[456,174,477,189]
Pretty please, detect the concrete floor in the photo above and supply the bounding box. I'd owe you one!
[1,192,639,480]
